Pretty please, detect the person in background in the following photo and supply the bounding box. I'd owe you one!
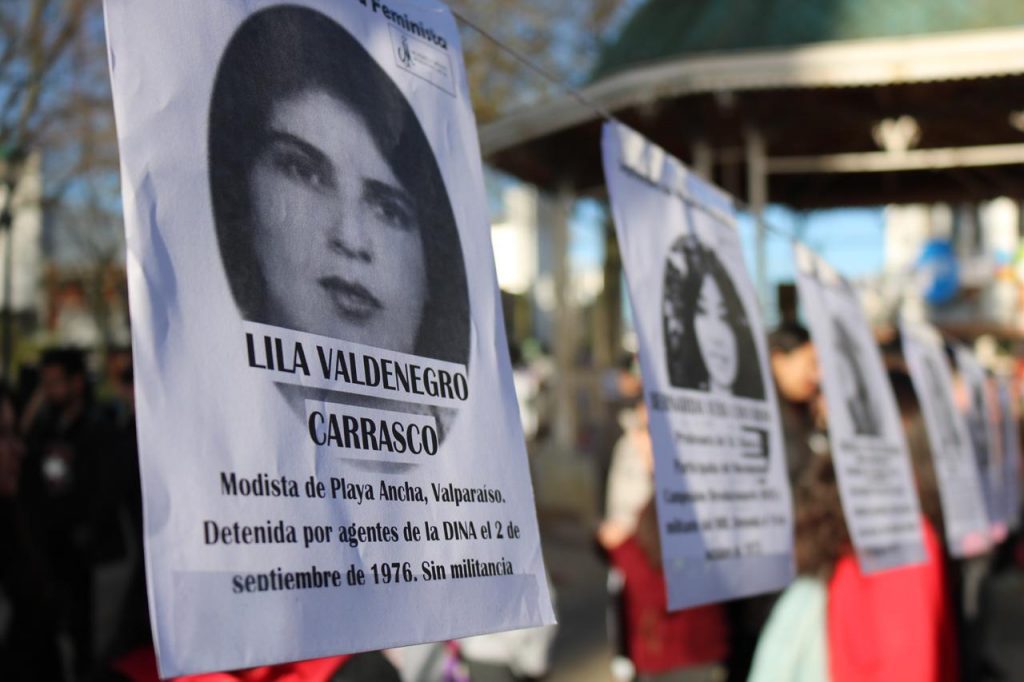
[599,396,653,681]
[604,399,653,539]
[19,347,105,677]
[826,370,956,682]
[598,399,729,682]
[768,323,822,483]
[597,353,643,516]
[747,450,843,682]
[749,366,957,682]
[727,323,822,681]
[0,382,67,681]
[598,501,729,682]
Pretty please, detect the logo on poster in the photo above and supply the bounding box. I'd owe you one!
[397,35,412,67]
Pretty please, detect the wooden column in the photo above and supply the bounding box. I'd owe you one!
[550,182,577,454]
[745,128,769,306]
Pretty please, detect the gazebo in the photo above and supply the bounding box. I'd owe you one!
[479,0,1024,451]
[483,0,1024,209]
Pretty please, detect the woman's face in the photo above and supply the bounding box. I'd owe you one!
[771,342,819,404]
[694,274,739,392]
[247,89,427,353]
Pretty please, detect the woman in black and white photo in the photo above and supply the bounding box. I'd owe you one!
[208,5,469,367]
[662,233,765,400]
[922,354,962,452]
[831,317,881,436]
[965,379,990,471]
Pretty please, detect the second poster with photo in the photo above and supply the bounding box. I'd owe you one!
[602,123,794,610]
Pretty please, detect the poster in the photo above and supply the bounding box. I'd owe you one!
[104,1,554,676]
[955,347,1008,540]
[996,379,1021,531]
[901,321,990,556]
[602,123,794,610]
[794,245,925,572]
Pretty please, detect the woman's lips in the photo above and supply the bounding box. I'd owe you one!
[318,276,382,321]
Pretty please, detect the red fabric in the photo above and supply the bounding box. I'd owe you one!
[827,518,958,682]
[609,537,729,674]
[111,647,161,682]
[175,656,349,682]
[111,646,349,682]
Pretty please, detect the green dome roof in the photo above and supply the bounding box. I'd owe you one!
[592,0,1024,80]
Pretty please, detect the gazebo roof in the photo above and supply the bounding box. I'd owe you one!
[481,1,1024,208]
[592,0,1024,80]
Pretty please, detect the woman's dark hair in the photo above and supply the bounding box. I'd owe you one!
[832,317,881,436]
[888,369,946,541]
[768,322,811,355]
[208,5,469,365]
[662,233,765,399]
[793,452,848,577]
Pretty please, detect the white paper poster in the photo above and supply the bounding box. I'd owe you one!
[901,321,990,556]
[794,245,925,572]
[602,123,794,609]
[104,1,554,675]
[955,347,1008,540]
[996,379,1021,531]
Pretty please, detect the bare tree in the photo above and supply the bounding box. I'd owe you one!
[449,0,638,123]
[0,0,118,253]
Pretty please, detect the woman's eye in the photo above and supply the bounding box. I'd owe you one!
[273,150,329,190]
[370,197,414,230]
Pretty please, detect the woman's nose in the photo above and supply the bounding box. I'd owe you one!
[711,319,730,342]
[326,205,373,262]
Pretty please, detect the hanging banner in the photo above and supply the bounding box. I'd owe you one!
[794,245,925,572]
[901,321,990,556]
[104,1,554,676]
[996,378,1021,531]
[601,123,794,610]
[955,347,1008,541]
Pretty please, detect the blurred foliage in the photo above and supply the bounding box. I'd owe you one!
[0,0,119,259]
[0,0,644,250]
[448,0,639,123]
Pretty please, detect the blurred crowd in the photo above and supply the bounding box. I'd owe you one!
[594,323,1024,682]
[1,346,145,681]
[1,328,1022,682]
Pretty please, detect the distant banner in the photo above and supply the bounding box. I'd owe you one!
[901,321,989,556]
[104,0,554,676]
[794,245,924,572]
[602,123,794,609]
[955,347,1008,541]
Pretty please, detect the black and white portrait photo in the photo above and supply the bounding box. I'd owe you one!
[604,124,795,607]
[661,233,765,400]
[208,6,469,367]
[966,380,991,471]
[922,353,962,451]
[107,2,557,672]
[831,316,882,437]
